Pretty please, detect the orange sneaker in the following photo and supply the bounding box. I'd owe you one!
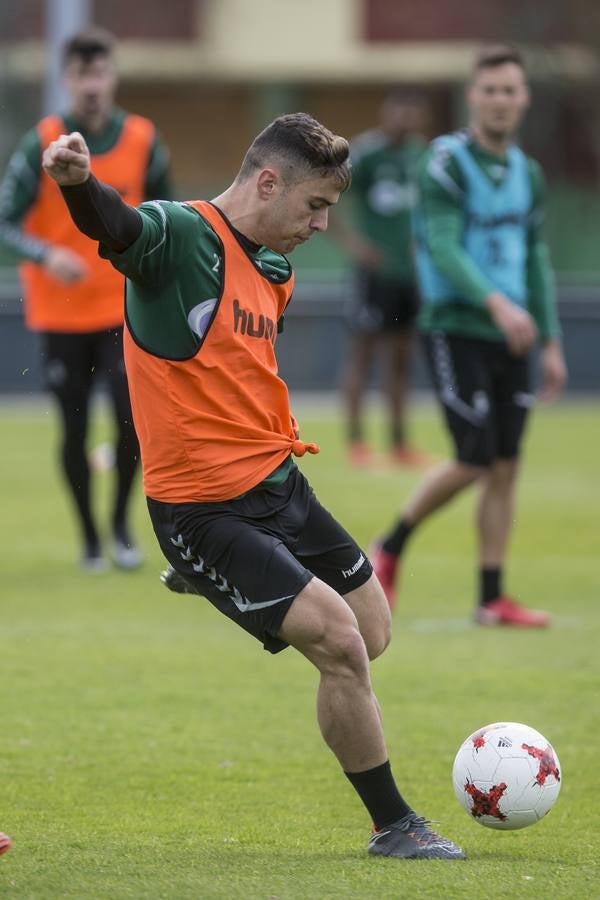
[476,596,551,628]
[348,442,375,468]
[389,446,435,468]
[372,543,400,610]
[0,833,12,856]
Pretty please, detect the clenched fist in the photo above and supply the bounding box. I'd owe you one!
[42,131,90,187]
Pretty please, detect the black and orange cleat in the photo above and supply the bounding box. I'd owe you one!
[368,813,465,860]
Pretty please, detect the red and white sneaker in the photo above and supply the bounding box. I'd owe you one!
[476,596,551,628]
[372,543,400,610]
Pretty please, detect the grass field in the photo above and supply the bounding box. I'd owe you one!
[1,398,599,899]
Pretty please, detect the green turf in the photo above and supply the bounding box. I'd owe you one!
[0,398,598,899]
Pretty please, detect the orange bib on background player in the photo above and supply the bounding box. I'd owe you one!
[124,201,311,503]
[21,114,154,332]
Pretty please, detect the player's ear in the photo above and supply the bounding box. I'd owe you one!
[256,168,281,201]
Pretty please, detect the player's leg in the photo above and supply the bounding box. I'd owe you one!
[343,333,377,465]
[43,331,102,569]
[278,578,465,859]
[151,474,464,859]
[475,349,549,626]
[343,573,391,661]
[379,281,430,465]
[477,456,520,573]
[280,578,387,771]
[99,327,143,569]
[373,333,492,608]
[289,473,391,660]
[342,269,381,466]
[382,329,412,453]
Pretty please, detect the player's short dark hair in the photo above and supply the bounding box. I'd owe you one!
[62,26,115,68]
[472,44,526,77]
[238,113,352,191]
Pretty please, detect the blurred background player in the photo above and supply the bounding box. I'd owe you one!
[373,45,567,624]
[332,90,431,467]
[0,27,172,571]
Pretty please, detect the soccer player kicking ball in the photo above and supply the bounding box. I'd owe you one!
[43,114,464,860]
[373,45,567,625]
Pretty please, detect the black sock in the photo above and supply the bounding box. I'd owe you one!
[480,567,502,606]
[345,760,412,829]
[382,518,413,556]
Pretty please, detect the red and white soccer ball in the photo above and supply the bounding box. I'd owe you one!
[452,722,562,830]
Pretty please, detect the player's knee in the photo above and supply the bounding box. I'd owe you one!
[363,592,391,661]
[367,616,392,661]
[486,457,520,488]
[494,456,520,475]
[364,630,390,662]
[321,623,371,682]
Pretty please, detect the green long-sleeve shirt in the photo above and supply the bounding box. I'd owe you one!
[0,108,173,264]
[349,130,425,280]
[417,132,560,342]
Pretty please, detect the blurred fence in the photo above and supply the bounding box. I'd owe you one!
[1,271,598,395]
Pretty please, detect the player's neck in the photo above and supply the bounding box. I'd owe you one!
[211,185,262,246]
[469,124,511,158]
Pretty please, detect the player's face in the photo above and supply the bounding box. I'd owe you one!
[64,55,117,124]
[467,63,530,140]
[381,99,425,141]
[263,174,342,254]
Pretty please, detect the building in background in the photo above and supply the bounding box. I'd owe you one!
[1,0,599,391]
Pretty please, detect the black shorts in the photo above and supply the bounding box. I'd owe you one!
[147,464,372,655]
[42,327,126,396]
[423,332,533,467]
[349,269,419,334]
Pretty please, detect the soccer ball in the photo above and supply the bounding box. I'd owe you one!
[452,722,562,830]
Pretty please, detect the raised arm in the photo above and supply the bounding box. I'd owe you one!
[42,131,142,252]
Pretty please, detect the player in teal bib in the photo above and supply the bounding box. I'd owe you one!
[373,45,567,628]
[415,132,531,308]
